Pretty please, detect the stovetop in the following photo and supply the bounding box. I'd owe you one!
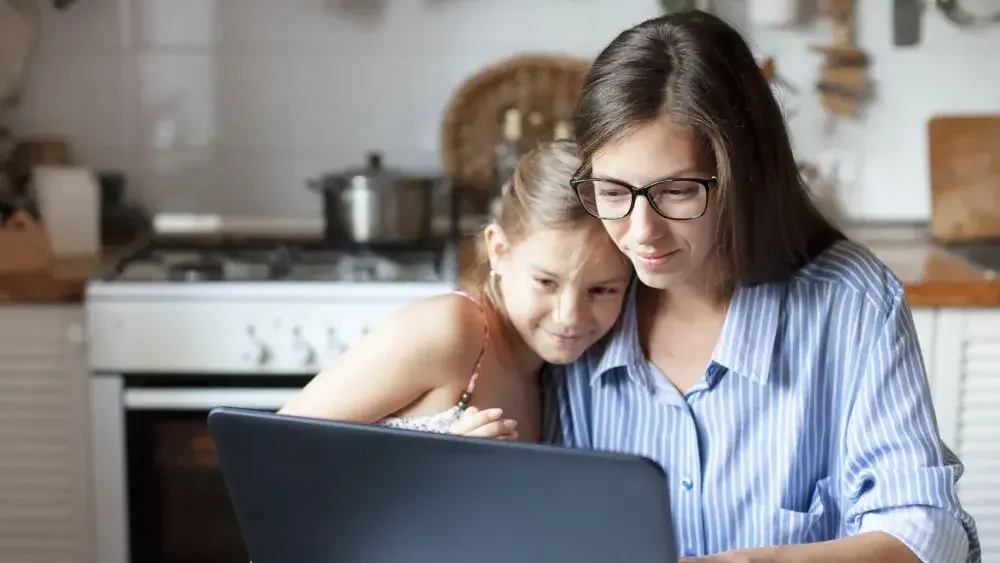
[103,238,452,284]
[944,241,1000,273]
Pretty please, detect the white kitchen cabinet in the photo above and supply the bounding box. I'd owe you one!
[0,306,93,563]
[898,306,1000,558]
[927,308,1000,560]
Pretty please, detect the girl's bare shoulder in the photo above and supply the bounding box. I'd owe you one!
[398,292,489,345]
[377,292,491,381]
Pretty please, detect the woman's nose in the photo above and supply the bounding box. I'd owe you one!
[628,197,670,245]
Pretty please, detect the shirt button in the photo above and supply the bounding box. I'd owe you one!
[681,478,694,491]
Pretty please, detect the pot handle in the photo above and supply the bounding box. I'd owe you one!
[306,178,323,192]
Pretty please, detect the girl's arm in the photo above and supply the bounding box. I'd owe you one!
[278,293,487,423]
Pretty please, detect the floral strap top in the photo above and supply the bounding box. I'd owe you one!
[379,291,489,434]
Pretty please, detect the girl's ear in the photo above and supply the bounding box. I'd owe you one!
[483,223,509,273]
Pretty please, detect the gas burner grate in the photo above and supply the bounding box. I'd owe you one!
[167,258,226,282]
[103,238,451,284]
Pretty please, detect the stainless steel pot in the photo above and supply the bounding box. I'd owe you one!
[307,152,439,243]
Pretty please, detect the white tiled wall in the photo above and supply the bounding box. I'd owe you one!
[0,0,662,218]
[2,0,999,220]
[752,2,1000,221]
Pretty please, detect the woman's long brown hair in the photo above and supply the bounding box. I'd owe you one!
[573,10,843,287]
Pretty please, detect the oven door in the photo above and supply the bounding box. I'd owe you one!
[91,374,312,563]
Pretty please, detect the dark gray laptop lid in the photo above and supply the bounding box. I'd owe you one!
[208,407,677,563]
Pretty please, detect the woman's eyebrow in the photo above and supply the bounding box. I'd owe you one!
[591,167,704,182]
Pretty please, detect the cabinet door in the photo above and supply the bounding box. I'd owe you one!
[0,306,92,563]
[932,309,1000,560]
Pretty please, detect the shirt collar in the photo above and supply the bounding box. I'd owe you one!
[710,282,786,385]
[587,279,786,387]
[589,279,644,386]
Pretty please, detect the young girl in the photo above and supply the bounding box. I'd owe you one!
[278,141,632,442]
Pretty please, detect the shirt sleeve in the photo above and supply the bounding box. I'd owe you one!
[859,506,970,563]
[841,288,980,563]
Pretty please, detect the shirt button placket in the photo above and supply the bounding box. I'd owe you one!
[677,407,705,558]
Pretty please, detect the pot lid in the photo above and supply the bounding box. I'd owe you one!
[335,151,407,181]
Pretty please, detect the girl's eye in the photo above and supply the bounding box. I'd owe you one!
[534,278,556,290]
[589,286,618,297]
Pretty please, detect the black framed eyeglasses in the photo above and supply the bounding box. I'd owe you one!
[569,175,718,221]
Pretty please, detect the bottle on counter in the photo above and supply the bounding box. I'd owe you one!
[522,110,548,154]
[553,120,573,141]
[491,107,523,218]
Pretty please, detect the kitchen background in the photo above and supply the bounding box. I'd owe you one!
[2,0,997,220]
[2,1,1000,563]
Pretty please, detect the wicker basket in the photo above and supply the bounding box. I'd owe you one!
[440,53,591,212]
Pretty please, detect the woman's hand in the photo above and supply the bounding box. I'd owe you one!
[449,407,518,440]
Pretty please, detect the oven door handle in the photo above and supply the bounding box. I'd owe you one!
[124,388,302,411]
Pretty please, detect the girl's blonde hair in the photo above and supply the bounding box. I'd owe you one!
[459,140,607,309]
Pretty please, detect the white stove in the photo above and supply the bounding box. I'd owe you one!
[86,237,456,374]
[85,234,457,563]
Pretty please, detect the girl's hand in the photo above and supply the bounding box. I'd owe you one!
[449,407,518,440]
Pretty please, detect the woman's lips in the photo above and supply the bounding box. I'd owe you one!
[633,249,677,267]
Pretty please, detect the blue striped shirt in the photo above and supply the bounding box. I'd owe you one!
[543,240,980,562]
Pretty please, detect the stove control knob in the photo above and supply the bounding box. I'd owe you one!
[292,327,316,367]
[298,344,317,366]
[243,341,269,366]
[242,326,270,366]
[326,328,348,356]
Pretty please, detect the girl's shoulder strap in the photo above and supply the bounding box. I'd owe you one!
[452,290,489,408]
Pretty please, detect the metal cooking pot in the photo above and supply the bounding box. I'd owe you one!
[307,152,439,244]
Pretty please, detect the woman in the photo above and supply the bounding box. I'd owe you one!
[545,10,980,563]
[279,141,631,442]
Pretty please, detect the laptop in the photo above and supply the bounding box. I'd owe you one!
[207,406,678,563]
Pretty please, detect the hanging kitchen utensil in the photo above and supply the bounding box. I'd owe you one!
[894,0,924,46]
[809,0,873,121]
[52,0,80,11]
[936,0,1000,27]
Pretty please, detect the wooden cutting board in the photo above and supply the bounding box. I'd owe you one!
[928,115,1000,242]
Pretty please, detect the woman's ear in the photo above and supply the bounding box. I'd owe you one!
[483,224,509,273]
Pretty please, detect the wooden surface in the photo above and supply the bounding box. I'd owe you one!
[1,238,998,307]
[0,249,122,303]
[867,241,1000,307]
[928,115,1000,242]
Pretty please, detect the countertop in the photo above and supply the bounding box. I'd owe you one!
[0,248,126,303]
[1,224,998,307]
[863,241,1000,307]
